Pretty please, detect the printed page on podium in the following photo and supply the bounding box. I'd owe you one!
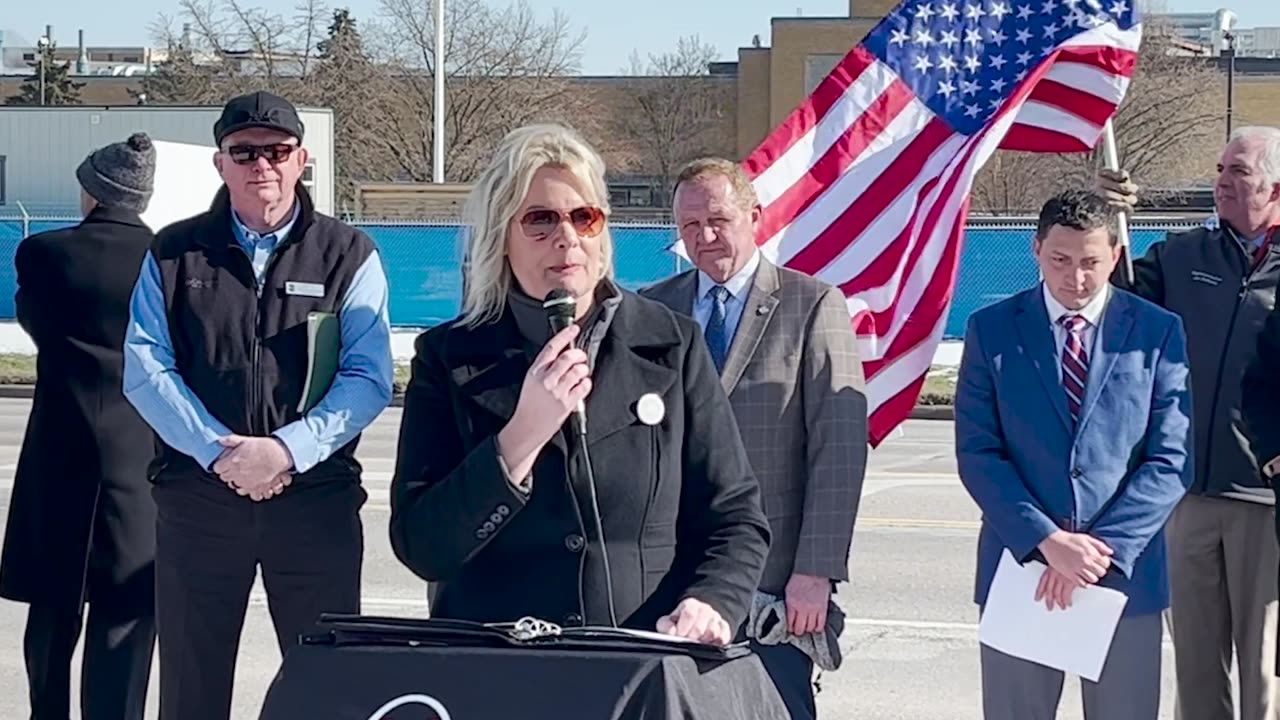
[977,549,1129,682]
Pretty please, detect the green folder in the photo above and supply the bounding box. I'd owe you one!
[297,311,340,413]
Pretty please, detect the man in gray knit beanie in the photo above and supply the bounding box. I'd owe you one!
[75,132,156,216]
[0,131,163,719]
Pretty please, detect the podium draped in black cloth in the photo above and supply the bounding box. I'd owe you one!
[257,615,788,720]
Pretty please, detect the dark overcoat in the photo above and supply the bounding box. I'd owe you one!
[389,289,771,632]
[0,206,158,616]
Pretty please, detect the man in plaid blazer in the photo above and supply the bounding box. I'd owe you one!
[642,157,868,719]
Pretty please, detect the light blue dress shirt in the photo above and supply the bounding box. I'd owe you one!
[693,249,761,346]
[122,202,394,474]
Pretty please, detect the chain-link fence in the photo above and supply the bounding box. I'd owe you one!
[0,213,1204,337]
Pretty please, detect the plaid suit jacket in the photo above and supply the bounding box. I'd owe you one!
[642,258,868,593]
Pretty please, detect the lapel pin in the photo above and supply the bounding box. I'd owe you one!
[636,393,665,426]
[756,305,769,315]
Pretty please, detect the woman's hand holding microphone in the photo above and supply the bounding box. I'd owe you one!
[495,324,592,486]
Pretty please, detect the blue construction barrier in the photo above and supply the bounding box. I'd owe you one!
[0,217,1194,339]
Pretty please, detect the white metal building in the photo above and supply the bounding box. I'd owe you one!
[0,105,335,216]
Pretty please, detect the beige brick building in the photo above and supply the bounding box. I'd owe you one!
[735,0,899,158]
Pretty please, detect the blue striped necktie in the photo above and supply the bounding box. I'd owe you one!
[1060,314,1089,424]
[705,286,730,373]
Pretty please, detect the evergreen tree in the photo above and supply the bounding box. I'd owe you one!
[5,41,85,105]
[317,8,362,60]
[313,8,379,207]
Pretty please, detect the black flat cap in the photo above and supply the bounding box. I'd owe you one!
[214,90,305,146]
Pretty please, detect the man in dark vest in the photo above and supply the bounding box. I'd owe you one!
[1,133,159,719]
[122,90,394,720]
[1098,126,1280,717]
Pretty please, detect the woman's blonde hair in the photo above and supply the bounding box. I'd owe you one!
[459,123,615,327]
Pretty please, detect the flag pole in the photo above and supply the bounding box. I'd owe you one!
[1101,120,1133,284]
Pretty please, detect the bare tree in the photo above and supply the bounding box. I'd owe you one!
[611,35,735,192]
[1108,28,1225,195]
[139,0,329,102]
[368,0,588,182]
[970,152,1064,216]
[137,0,593,200]
[969,23,1225,214]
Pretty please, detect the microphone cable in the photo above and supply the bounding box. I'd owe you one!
[570,419,619,629]
[543,288,618,628]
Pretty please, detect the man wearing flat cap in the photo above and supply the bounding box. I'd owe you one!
[1,133,160,720]
[123,90,394,720]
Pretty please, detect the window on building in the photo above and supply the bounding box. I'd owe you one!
[301,160,316,194]
[0,156,6,206]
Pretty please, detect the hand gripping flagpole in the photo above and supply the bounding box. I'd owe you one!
[1101,119,1134,285]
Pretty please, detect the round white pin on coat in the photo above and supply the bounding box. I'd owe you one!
[636,393,665,426]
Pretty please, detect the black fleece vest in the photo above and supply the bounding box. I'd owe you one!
[151,185,374,480]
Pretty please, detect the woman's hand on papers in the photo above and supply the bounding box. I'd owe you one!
[657,597,731,646]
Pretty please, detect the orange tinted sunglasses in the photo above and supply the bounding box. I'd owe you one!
[519,206,606,239]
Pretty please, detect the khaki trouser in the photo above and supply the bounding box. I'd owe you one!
[1168,494,1280,720]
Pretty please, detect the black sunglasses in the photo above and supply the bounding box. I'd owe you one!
[226,143,298,165]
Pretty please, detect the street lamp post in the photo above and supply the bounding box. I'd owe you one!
[1224,30,1236,142]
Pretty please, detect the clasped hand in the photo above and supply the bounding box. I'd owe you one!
[212,435,294,501]
[1035,530,1114,611]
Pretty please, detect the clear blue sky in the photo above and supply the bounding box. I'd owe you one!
[2,0,1276,74]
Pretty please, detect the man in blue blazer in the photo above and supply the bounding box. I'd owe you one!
[955,189,1193,719]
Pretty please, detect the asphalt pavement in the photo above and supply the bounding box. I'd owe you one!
[0,399,1181,719]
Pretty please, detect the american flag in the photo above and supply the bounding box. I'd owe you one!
[738,0,1141,446]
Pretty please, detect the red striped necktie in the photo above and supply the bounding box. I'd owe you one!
[1060,314,1089,424]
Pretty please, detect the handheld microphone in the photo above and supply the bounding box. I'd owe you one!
[543,289,587,437]
[541,288,618,628]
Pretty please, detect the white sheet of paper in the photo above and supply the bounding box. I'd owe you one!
[139,140,225,233]
[977,549,1129,682]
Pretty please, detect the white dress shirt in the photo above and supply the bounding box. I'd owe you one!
[1042,282,1110,382]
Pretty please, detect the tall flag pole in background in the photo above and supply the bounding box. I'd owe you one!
[733,0,1142,447]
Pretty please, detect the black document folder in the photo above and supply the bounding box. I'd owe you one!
[303,613,753,662]
[261,614,787,719]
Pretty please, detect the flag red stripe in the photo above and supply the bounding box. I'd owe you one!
[782,119,955,276]
[1026,79,1121,127]
[742,46,880,180]
[868,373,927,446]
[1000,123,1092,152]
[1053,46,1138,79]
[754,79,918,246]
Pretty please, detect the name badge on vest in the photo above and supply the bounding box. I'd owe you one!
[285,281,326,298]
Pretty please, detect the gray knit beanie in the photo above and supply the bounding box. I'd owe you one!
[75,132,156,213]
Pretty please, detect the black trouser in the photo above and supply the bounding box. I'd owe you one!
[153,477,365,720]
[25,505,157,720]
[24,601,156,720]
[735,622,817,720]
[751,641,817,720]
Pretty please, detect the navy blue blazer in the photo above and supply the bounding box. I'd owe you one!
[954,285,1193,616]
